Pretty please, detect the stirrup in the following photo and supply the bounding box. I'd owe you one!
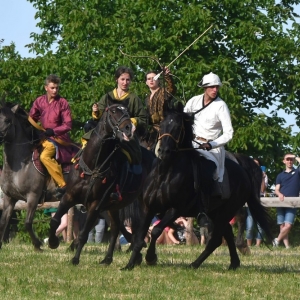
[196,212,210,227]
[110,184,122,201]
[110,192,122,201]
[54,186,66,199]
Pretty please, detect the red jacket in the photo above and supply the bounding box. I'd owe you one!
[30,95,75,164]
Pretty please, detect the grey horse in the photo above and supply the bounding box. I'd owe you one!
[0,103,64,251]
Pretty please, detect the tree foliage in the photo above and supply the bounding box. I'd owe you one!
[1,0,300,186]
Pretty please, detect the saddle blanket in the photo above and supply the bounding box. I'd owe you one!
[32,149,71,176]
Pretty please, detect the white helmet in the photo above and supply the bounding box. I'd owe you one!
[197,72,222,88]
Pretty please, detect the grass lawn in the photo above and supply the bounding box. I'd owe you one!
[0,240,299,300]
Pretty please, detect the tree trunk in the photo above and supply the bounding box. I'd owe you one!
[67,207,74,242]
[185,217,194,245]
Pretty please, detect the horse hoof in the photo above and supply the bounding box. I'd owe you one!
[145,254,157,266]
[99,257,113,266]
[34,240,43,251]
[135,253,143,266]
[188,261,200,269]
[34,247,43,252]
[120,264,134,271]
[71,257,79,265]
[48,236,60,249]
[228,263,240,270]
[237,246,251,256]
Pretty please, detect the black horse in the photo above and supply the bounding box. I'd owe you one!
[48,104,155,265]
[123,102,273,270]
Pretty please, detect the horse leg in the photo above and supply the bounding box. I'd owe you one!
[145,209,180,265]
[235,208,250,255]
[99,210,120,265]
[48,200,71,249]
[189,218,224,269]
[24,196,44,251]
[0,197,15,249]
[223,222,241,270]
[121,210,155,270]
[71,203,99,265]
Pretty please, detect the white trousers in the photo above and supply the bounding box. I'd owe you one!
[193,142,225,182]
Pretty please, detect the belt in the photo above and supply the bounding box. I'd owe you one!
[195,136,211,143]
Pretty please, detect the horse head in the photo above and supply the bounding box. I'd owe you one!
[99,104,133,142]
[0,103,19,144]
[0,102,40,146]
[158,101,194,161]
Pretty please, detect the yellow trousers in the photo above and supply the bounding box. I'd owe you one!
[40,140,66,187]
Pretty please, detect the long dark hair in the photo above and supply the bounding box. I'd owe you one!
[114,66,134,80]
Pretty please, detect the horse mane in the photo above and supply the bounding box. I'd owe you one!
[1,102,41,146]
[163,101,195,149]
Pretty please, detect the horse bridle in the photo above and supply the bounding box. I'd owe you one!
[158,119,185,150]
[80,104,131,207]
[81,104,131,177]
[0,115,14,144]
[0,115,40,146]
[105,104,131,138]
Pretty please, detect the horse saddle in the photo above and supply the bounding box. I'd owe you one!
[32,149,71,176]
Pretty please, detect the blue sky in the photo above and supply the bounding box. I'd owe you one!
[1,0,299,132]
[0,0,38,58]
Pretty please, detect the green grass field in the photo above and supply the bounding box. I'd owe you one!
[0,240,299,300]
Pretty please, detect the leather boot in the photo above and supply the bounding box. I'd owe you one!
[54,186,66,199]
[196,193,211,227]
[211,180,223,198]
[110,162,129,201]
[110,184,122,201]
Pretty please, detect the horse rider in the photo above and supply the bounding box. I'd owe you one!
[184,72,234,222]
[143,67,176,152]
[84,66,147,201]
[29,74,73,199]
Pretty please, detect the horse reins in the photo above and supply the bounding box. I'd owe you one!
[79,105,131,206]
[105,104,131,138]
[158,96,217,152]
[0,122,12,143]
[158,119,185,148]
[27,115,80,149]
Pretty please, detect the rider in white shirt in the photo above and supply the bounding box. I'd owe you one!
[184,72,233,222]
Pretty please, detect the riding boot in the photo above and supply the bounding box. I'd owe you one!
[197,158,216,226]
[196,193,211,227]
[110,162,129,201]
[211,180,223,198]
[54,186,66,199]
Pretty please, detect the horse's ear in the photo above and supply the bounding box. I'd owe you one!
[175,101,184,113]
[11,104,19,113]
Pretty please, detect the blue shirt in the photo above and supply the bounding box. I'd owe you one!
[276,168,300,197]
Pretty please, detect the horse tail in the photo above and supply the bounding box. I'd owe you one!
[233,153,273,243]
[119,198,143,231]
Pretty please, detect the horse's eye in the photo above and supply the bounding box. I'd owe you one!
[4,118,10,124]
